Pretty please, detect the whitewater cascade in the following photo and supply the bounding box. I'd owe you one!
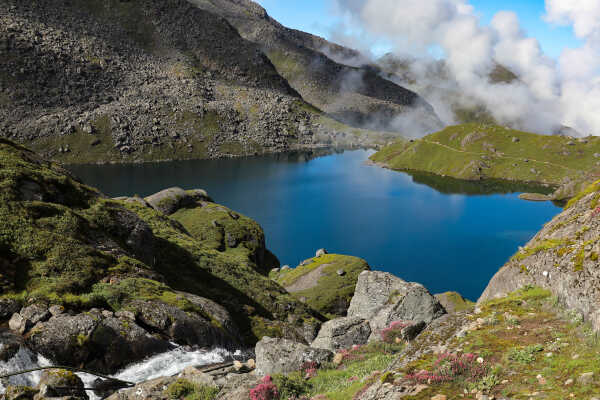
[0,345,238,398]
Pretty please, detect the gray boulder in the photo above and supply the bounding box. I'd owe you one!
[316,248,328,257]
[8,313,30,335]
[311,317,371,351]
[144,187,211,215]
[8,303,51,335]
[347,271,445,341]
[20,304,51,325]
[127,299,236,348]
[255,336,333,375]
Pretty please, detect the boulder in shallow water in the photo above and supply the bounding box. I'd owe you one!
[255,336,333,375]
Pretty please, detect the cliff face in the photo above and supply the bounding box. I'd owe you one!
[190,0,443,135]
[0,0,345,164]
[480,180,600,330]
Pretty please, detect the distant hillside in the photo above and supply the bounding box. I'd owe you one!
[0,0,389,164]
[190,0,443,135]
[371,124,600,194]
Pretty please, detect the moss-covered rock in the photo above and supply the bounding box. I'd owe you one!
[0,139,320,370]
[434,291,474,313]
[171,201,275,273]
[272,254,370,318]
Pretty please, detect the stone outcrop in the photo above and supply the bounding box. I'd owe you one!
[348,271,446,340]
[311,316,371,351]
[255,336,333,375]
[479,180,600,330]
[25,310,172,374]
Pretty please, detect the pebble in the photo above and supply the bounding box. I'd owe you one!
[564,378,573,386]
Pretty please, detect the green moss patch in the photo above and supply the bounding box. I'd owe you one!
[272,254,370,318]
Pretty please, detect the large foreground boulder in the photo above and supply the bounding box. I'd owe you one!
[348,271,445,341]
[26,310,172,373]
[310,317,371,351]
[255,336,333,375]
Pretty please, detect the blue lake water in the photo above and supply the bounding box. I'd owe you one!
[68,149,561,301]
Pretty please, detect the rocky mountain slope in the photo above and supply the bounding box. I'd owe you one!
[0,0,393,165]
[371,123,600,200]
[190,0,442,135]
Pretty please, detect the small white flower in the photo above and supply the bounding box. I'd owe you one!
[477,357,484,364]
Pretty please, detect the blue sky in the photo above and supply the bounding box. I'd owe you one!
[256,0,581,58]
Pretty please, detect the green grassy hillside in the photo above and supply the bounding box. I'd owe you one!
[0,138,319,344]
[371,124,600,189]
[271,254,370,319]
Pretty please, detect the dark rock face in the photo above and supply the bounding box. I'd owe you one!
[25,310,172,374]
[479,182,600,331]
[255,336,333,375]
[128,299,235,347]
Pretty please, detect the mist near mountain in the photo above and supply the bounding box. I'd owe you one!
[329,0,600,137]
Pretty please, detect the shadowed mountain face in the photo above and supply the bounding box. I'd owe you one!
[189,0,443,135]
[1,0,374,164]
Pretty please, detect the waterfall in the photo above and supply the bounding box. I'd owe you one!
[0,345,52,392]
[112,346,234,384]
[0,344,242,399]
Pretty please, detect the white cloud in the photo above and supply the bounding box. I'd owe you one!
[328,0,600,136]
